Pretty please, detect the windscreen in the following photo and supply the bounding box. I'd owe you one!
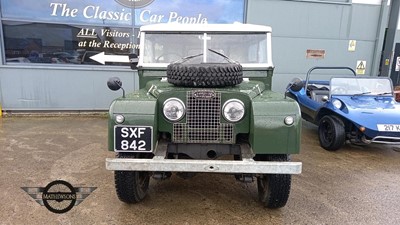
[142,32,269,65]
[330,77,392,96]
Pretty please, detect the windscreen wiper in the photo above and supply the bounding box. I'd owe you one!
[377,92,392,96]
[208,48,239,64]
[353,92,371,96]
[172,53,203,64]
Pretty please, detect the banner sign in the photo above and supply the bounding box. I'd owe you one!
[1,0,245,26]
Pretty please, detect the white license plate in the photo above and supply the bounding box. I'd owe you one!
[377,124,400,132]
[114,126,153,152]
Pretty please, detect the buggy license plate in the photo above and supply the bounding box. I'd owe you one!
[377,124,400,132]
[114,126,153,152]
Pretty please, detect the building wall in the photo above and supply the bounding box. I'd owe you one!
[0,0,396,111]
[0,66,136,110]
[247,0,386,92]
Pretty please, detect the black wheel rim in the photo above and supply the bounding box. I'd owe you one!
[321,119,334,144]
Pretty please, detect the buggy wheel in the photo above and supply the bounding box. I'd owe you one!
[114,154,150,203]
[256,154,291,208]
[318,115,345,151]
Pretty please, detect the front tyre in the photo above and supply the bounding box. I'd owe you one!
[114,154,150,203]
[318,115,345,151]
[256,154,291,208]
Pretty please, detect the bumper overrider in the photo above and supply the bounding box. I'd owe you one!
[106,141,302,175]
[369,136,400,144]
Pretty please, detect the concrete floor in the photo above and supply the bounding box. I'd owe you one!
[0,116,400,225]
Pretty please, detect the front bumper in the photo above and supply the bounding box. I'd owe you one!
[106,158,302,174]
[106,143,302,175]
[371,136,400,145]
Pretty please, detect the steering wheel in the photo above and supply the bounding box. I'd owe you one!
[331,87,347,94]
[156,53,182,63]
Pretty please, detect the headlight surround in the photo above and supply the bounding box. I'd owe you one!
[332,99,342,109]
[115,114,125,124]
[222,99,245,122]
[163,98,186,121]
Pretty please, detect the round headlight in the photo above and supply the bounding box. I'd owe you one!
[163,98,185,121]
[115,114,125,124]
[284,116,295,126]
[332,99,342,109]
[223,99,245,122]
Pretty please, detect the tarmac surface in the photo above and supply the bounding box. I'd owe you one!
[0,116,400,225]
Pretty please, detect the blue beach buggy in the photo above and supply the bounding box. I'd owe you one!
[286,66,400,151]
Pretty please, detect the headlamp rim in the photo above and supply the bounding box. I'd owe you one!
[163,97,186,121]
[222,99,245,122]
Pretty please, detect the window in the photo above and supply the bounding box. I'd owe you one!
[3,22,136,65]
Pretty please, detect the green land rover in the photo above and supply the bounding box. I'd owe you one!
[106,23,302,208]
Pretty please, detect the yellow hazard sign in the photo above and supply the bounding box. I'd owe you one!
[348,40,356,52]
[356,60,366,75]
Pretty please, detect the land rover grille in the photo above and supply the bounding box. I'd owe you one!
[173,90,234,143]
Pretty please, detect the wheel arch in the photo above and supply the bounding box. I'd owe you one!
[316,108,347,128]
[108,98,158,152]
[250,96,301,155]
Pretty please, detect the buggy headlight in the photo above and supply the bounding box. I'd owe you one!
[163,98,185,121]
[223,99,245,122]
[332,99,342,109]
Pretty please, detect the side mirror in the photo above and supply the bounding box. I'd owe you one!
[129,53,138,70]
[107,77,122,91]
[107,77,125,98]
[288,78,304,92]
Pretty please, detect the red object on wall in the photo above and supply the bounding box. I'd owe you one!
[395,86,400,102]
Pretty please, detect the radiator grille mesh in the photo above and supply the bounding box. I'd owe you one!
[173,91,234,143]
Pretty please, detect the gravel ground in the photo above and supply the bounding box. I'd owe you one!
[0,116,399,225]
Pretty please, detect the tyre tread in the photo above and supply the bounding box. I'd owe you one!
[167,63,243,87]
